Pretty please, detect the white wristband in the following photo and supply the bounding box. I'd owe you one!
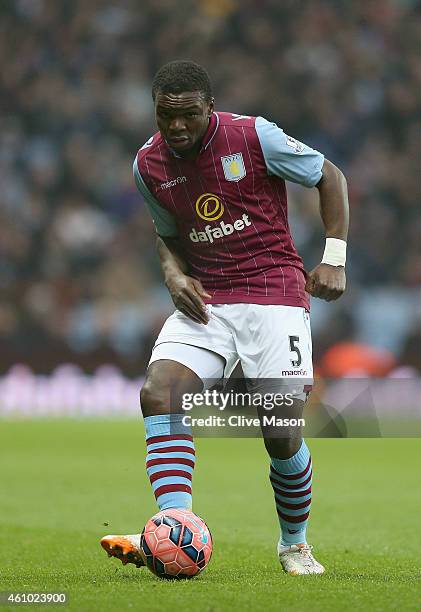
[321,238,347,267]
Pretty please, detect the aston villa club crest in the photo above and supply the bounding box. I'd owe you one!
[221,153,246,182]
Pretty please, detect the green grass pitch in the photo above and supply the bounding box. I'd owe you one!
[0,420,420,611]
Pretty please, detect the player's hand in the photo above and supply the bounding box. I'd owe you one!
[165,273,211,324]
[305,263,346,301]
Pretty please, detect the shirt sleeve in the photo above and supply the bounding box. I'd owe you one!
[255,116,324,188]
[133,158,178,238]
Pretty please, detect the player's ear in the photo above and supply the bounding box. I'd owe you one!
[208,97,215,117]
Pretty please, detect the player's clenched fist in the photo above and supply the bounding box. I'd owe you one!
[165,273,211,324]
[305,263,346,301]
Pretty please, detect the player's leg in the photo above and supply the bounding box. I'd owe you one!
[101,347,224,566]
[229,303,324,574]
[101,360,201,566]
[101,306,235,566]
[141,348,222,512]
[258,397,311,547]
[258,397,323,575]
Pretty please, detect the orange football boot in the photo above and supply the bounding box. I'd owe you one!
[100,534,145,568]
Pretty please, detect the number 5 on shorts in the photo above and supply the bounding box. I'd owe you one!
[289,335,302,367]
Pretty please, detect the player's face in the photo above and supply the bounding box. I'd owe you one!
[155,91,214,158]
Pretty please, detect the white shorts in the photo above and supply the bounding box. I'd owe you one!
[149,304,313,395]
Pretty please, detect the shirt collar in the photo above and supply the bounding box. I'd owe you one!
[200,111,219,152]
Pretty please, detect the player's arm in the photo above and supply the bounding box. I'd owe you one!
[133,158,209,324]
[156,236,210,324]
[307,159,348,301]
[256,116,349,301]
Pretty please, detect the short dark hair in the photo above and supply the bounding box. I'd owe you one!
[152,60,213,102]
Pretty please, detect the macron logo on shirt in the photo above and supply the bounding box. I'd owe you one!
[189,214,252,244]
[160,176,187,190]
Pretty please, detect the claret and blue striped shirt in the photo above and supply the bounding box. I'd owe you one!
[133,112,324,310]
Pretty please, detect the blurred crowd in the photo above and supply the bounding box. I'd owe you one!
[1,0,421,375]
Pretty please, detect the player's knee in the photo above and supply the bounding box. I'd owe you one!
[140,380,168,417]
[264,434,302,460]
[140,359,204,417]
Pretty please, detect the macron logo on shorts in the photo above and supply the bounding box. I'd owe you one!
[189,214,252,244]
[281,368,308,376]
